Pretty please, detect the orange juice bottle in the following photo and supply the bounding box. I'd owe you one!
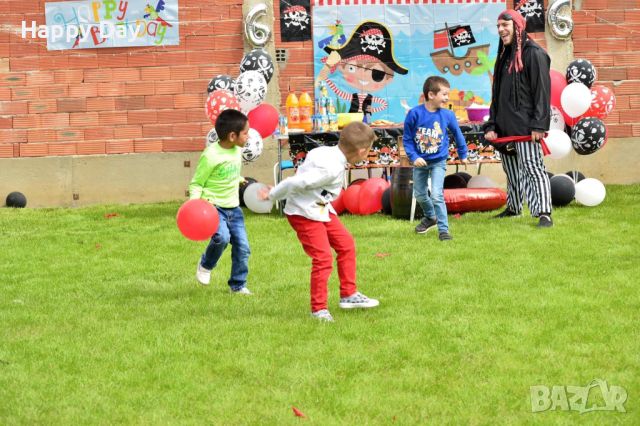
[298,91,313,132]
[286,92,300,128]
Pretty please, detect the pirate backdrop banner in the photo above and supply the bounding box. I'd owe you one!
[515,0,545,33]
[313,0,506,123]
[43,0,179,50]
[280,0,312,42]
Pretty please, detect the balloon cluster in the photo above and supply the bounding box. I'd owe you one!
[204,48,280,163]
[332,178,390,216]
[548,59,614,158]
[548,171,606,207]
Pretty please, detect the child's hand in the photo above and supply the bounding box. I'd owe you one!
[257,185,272,201]
[413,158,427,167]
[459,158,469,164]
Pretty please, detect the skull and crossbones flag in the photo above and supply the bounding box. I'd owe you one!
[280,0,311,42]
[448,25,476,48]
[514,0,545,33]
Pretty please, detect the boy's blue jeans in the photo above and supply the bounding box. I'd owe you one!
[413,159,448,233]
[200,206,250,291]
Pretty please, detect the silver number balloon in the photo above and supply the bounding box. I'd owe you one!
[548,0,573,40]
[245,4,272,48]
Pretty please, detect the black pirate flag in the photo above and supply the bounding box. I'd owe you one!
[448,25,476,48]
[514,0,545,33]
[280,0,311,42]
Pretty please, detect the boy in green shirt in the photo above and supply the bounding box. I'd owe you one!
[189,109,252,294]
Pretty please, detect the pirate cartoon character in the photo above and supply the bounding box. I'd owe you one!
[316,21,408,115]
[416,121,443,155]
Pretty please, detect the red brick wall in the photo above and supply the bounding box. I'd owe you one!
[0,0,245,158]
[572,0,640,137]
[1,0,638,160]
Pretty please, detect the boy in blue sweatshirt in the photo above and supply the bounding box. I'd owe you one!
[403,76,468,240]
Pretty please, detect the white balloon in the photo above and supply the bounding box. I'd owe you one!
[545,129,572,159]
[561,82,591,118]
[574,178,606,206]
[234,70,267,114]
[550,106,565,130]
[467,175,498,188]
[206,128,219,147]
[243,182,273,214]
[242,128,263,162]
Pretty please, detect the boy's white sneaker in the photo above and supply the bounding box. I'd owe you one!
[195,262,211,286]
[230,287,252,295]
[339,292,380,309]
[311,309,334,322]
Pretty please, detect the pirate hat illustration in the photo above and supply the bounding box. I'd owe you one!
[323,21,408,75]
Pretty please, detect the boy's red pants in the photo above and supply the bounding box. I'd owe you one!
[286,213,357,312]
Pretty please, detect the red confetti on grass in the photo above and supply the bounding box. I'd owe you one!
[104,213,119,219]
[374,252,390,258]
[292,407,306,418]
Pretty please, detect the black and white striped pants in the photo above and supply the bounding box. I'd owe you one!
[501,141,552,217]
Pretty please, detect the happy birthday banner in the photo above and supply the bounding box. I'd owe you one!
[42,0,179,50]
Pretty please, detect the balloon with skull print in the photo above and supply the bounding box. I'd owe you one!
[566,59,597,88]
[206,128,219,147]
[549,106,566,131]
[240,48,274,84]
[242,128,263,162]
[234,70,267,114]
[571,117,606,155]
[207,75,235,94]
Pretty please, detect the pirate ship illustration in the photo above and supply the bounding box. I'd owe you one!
[430,23,491,76]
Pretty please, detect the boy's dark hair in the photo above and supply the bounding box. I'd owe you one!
[214,109,248,141]
[423,76,450,98]
[339,121,376,153]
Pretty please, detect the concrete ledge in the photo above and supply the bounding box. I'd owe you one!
[1,138,637,208]
[0,143,278,208]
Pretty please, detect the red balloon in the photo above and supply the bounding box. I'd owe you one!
[205,89,240,125]
[585,85,616,119]
[550,69,568,109]
[343,185,361,215]
[247,103,279,138]
[331,190,346,215]
[176,199,220,241]
[563,112,583,128]
[358,178,390,215]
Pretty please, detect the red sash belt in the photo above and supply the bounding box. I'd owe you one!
[491,135,551,156]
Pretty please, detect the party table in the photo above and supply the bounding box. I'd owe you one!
[276,122,501,184]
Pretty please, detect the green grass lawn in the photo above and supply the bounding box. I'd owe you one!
[1,185,638,424]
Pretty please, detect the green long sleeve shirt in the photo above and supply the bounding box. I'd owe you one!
[188,143,242,208]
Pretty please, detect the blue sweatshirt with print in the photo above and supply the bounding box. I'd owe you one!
[402,105,468,163]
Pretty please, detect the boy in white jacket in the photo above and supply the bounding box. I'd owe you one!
[262,122,379,321]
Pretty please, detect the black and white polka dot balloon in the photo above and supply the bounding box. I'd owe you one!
[207,75,235,93]
[241,128,263,162]
[566,59,597,88]
[234,70,267,114]
[571,117,606,155]
[239,48,274,84]
[206,128,219,147]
